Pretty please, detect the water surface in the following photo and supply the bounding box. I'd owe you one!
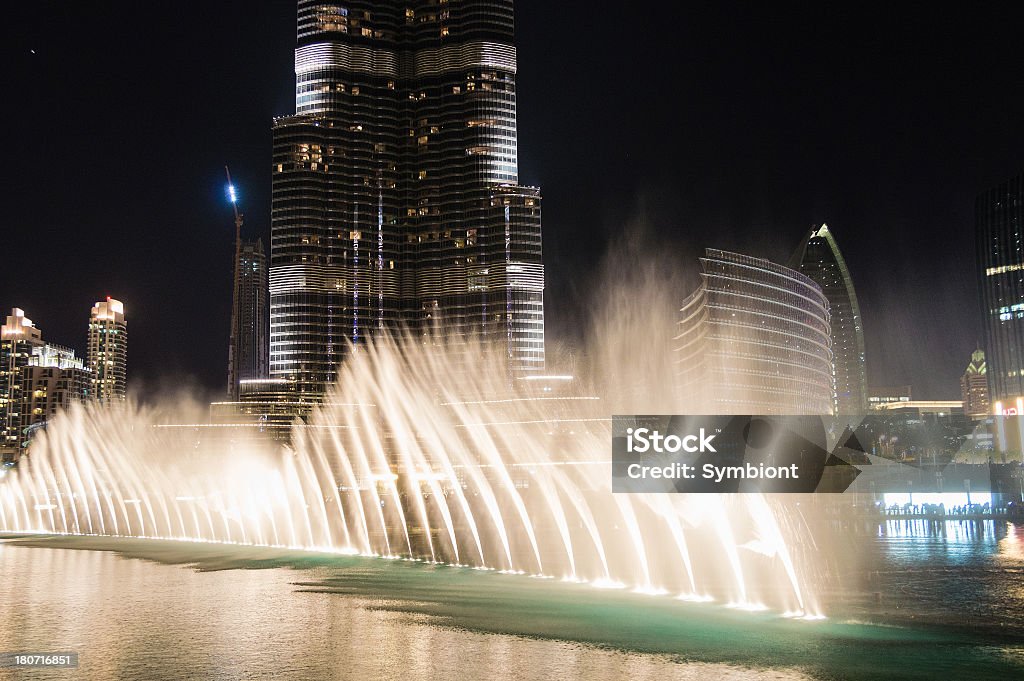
[2,529,1023,680]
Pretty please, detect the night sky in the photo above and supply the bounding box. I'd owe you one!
[4,2,1024,401]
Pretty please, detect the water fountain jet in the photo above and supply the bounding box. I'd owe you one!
[0,332,820,615]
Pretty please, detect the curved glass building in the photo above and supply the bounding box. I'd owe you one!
[271,1,545,392]
[674,250,834,415]
[790,224,867,414]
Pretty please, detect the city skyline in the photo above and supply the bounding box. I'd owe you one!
[5,3,1024,399]
[3,5,1024,679]
[1,300,126,461]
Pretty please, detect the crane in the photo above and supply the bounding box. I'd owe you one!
[225,165,244,244]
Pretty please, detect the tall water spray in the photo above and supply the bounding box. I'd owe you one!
[0,332,817,614]
[0,239,822,614]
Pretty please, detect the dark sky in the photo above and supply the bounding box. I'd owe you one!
[4,1,1024,401]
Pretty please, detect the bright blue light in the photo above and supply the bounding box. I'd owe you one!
[228,184,238,204]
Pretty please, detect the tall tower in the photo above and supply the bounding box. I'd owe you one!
[1,309,43,461]
[228,239,269,400]
[88,298,128,402]
[790,224,868,414]
[270,1,545,393]
[977,173,1024,406]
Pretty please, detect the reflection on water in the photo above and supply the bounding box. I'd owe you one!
[3,530,1024,680]
[848,520,1024,637]
[880,517,1004,544]
[0,542,811,681]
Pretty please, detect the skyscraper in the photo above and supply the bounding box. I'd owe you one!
[20,343,91,440]
[961,348,990,419]
[228,239,269,400]
[674,250,834,415]
[1,310,90,461]
[88,298,127,402]
[1,309,43,461]
[270,1,545,393]
[977,173,1024,405]
[790,224,867,414]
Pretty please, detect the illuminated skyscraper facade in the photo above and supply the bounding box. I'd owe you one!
[20,344,90,441]
[675,250,834,415]
[1,310,90,461]
[960,348,989,419]
[270,1,545,392]
[88,298,127,402]
[790,224,867,414]
[1,309,43,461]
[228,239,269,400]
[977,173,1024,406]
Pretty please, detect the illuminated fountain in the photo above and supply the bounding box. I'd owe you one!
[0,240,832,615]
[0,330,818,616]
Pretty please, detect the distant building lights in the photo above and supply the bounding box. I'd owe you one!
[986,264,1024,276]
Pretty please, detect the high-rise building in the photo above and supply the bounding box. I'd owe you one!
[88,298,127,402]
[977,173,1024,405]
[961,348,990,419]
[20,343,91,440]
[790,224,867,414]
[1,311,91,461]
[228,239,269,400]
[1,309,43,461]
[674,250,834,415]
[270,1,545,393]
